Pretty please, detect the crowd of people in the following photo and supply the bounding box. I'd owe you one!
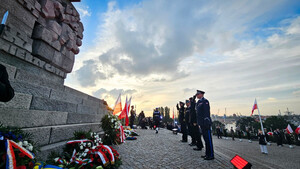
[216,126,299,147]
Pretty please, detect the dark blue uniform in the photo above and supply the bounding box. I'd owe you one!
[177,104,187,142]
[196,97,214,158]
[153,110,161,128]
[190,98,203,149]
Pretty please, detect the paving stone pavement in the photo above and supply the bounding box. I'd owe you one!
[114,129,231,169]
[114,128,300,169]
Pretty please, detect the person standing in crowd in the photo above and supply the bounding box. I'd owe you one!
[231,127,235,141]
[138,111,145,127]
[264,128,271,145]
[237,127,242,142]
[216,126,222,139]
[129,105,136,129]
[246,128,252,143]
[186,100,195,146]
[284,130,293,149]
[258,129,268,155]
[177,102,187,142]
[0,64,14,102]
[196,90,214,160]
[190,97,204,151]
[274,129,283,147]
[153,108,161,134]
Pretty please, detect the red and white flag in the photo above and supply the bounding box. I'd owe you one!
[119,96,128,120]
[251,99,258,116]
[113,94,122,115]
[286,124,294,134]
[295,125,300,134]
[125,97,132,126]
[172,108,175,119]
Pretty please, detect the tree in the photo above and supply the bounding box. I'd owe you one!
[264,116,295,131]
[236,117,260,132]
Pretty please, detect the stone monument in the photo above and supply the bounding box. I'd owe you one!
[0,0,108,159]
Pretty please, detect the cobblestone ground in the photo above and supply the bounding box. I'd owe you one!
[114,128,300,169]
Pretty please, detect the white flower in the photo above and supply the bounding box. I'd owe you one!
[92,146,97,149]
[96,143,99,146]
[83,143,86,146]
[82,153,87,157]
[54,157,59,162]
[28,145,33,151]
[84,148,89,153]
[87,143,92,147]
[23,141,28,146]
[17,142,22,147]
[80,145,84,150]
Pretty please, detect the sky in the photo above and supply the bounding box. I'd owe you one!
[67,0,300,117]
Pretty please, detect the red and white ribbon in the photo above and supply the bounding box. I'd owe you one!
[101,145,115,164]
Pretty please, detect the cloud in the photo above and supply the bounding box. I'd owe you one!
[75,60,108,87]
[65,0,300,116]
[75,5,91,18]
[93,88,137,100]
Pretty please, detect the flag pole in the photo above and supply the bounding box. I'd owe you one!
[256,98,267,143]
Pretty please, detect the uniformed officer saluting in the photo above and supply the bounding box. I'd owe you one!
[195,90,214,160]
[177,101,187,142]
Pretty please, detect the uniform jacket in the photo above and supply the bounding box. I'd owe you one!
[185,107,190,125]
[0,64,14,102]
[196,97,211,127]
[153,111,161,122]
[177,105,185,124]
[189,98,197,124]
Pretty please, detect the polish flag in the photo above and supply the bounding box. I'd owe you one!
[125,97,132,126]
[113,94,122,115]
[295,125,300,134]
[119,96,128,120]
[172,109,175,119]
[286,124,294,134]
[251,99,258,116]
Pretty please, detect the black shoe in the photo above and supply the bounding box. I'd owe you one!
[201,155,206,158]
[204,157,214,160]
[189,143,196,146]
[156,130,158,134]
[181,140,187,142]
[193,148,202,151]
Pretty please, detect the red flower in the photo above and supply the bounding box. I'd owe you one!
[16,166,26,169]
[18,153,25,158]
[29,162,34,168]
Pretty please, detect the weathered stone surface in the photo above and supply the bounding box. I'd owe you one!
[0,108,68,128]
[47,20,62,35]
[50,89,83,104]
[38,141,65,160]
[22,127,51,146]
[77,104,99,115]
[67,113,103,124]
[0,61,17,80]
[40,0,55,19]
[10,81,51,98]
[0,92,32,109]
[49,123,101,143]
[82,98,101,108]
[31,96,77,113]
[64,86,88,100]
[15,68,64,89]
[32,40,55,62]
[32,25,52,43]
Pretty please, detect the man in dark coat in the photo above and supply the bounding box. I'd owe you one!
[153,108,161,134]
[129,105,136,129]
[196,90,214,160]
[185,100,193,144]
[190,96,204,150]
[177,101,187,142]
[274,129,283,147]
[0,64,14,102]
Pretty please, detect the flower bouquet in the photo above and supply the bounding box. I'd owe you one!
[100,114,125,145]
[0,123,37,169]
[44,130,122,169]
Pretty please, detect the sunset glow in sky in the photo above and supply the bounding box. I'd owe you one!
[65,0,300,117]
